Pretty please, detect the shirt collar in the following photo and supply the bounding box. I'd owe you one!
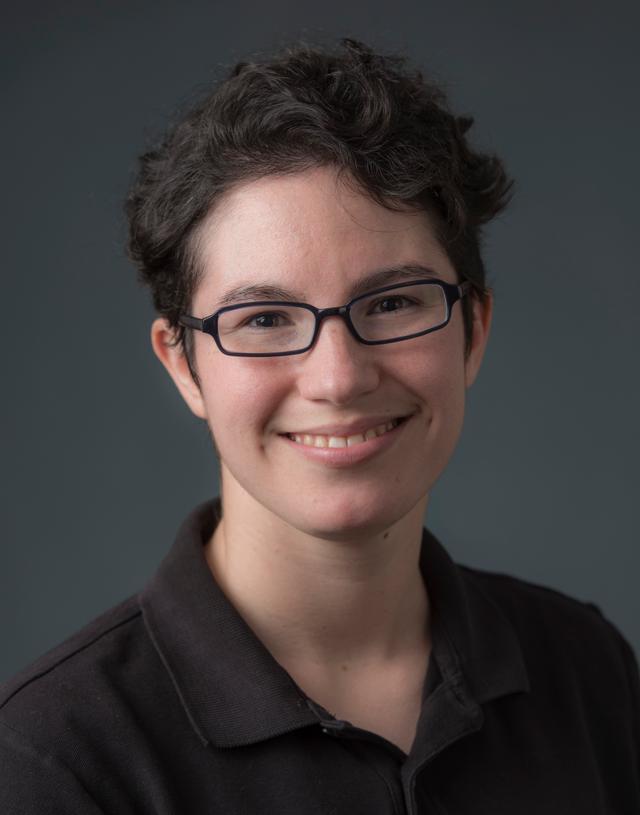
[140,498,530,752]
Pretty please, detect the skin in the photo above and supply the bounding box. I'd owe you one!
[151,165,492,715]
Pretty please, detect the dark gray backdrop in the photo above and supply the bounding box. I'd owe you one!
[2,0,638,683]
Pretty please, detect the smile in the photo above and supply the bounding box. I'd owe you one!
[285,417,405,449]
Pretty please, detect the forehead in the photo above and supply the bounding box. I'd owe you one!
[192,166,454,306]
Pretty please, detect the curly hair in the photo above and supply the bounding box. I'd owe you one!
[125,37,513,386]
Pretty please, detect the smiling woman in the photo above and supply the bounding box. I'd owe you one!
[150,165,485,540]
[1,36,639,815]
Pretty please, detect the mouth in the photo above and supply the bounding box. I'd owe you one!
[281,415,411,450]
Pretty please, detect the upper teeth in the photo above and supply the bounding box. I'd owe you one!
[288,418,401,448]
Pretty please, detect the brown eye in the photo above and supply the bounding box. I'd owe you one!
[246,313,285,329]
[369,296,412,313]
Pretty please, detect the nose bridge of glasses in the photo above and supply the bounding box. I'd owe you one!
[313,304,360,344]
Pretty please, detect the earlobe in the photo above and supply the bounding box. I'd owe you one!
[464,291,493,389]
[150,318,208,420]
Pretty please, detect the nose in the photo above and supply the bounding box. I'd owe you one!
[296,314,380,405]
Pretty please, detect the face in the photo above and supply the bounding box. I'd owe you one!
[152,165,492,539]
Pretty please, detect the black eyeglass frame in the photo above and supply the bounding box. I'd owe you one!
[178,278,472,358]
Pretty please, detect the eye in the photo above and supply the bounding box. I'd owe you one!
[220,305,306,337]
[368,295,414,314]
[244,312,288,329]
[232,310,297,330]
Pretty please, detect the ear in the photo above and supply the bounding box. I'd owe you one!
[150,318,207,420]
[464,290,493,389]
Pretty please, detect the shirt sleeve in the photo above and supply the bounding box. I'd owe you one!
[585,601,640,790]
[617,625,640,785]
[0,721,105,814]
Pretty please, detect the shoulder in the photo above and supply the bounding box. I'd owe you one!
[460,563,639,694]
[0,594,147,746]
[462,563,621,631]
[460,562,629,650]
[0,595,154,810]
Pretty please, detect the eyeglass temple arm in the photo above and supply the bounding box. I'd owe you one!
[178,315,204,331]
[458,281,472,299]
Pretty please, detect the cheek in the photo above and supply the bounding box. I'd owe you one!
[429,365,466,462]
[404,338,467,450]
[201,363,285,437]
[406,328,466,403]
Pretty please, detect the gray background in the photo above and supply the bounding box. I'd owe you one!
[2,0,638,683]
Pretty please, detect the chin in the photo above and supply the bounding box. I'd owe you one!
[222,461,429,541]
[281,488,418,542]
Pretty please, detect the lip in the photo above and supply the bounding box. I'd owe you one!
[279,414,413,469]
[281,413,413,438]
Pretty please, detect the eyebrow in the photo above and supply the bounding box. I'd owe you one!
[215,264,441,307]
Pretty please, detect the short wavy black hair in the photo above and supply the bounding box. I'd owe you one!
[126,37,513,386]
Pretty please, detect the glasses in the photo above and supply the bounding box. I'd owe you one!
[178,278,471,358]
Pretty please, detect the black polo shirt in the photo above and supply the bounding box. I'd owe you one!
[1,498,639,813]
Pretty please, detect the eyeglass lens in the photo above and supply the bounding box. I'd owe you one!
[216,282,448,354]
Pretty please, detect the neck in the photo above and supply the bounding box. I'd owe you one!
[203,481,431,675]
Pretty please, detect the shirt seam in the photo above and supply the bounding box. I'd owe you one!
[459,565,601,610]
[0,606,142,712]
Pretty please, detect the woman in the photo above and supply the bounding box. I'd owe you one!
[1,37,638,814]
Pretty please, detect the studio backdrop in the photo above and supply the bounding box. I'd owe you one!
[2,0,638,682]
